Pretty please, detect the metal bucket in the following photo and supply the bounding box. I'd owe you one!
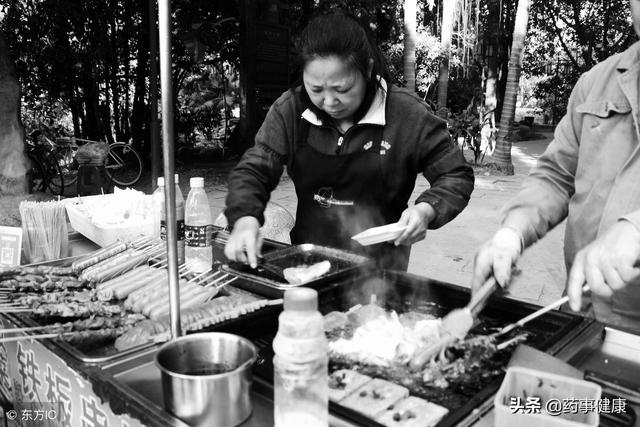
[155,332,258,426]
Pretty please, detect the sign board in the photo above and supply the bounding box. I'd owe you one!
[0,227,22,267]
[0,317,145,427]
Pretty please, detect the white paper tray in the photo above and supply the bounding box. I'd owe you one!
[351,223,407,246]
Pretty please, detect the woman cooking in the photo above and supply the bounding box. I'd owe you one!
[224,12,474,271]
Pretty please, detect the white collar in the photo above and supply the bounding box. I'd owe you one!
[300,78,388,127]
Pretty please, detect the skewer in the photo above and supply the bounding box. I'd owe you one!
[496,333,528,351]
[0,302,26,308]
[200,272,230,287]
[0,325,55,335]
[0,308,32,313]
[0,333,60,344]
[187,268,214,284]
[213,276,238,291]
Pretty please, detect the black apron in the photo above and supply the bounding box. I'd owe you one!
[289,123,411,271]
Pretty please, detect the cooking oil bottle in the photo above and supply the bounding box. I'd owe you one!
[273,288,328,427]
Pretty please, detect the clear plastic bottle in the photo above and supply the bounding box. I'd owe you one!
[151,177,165,239]
[273,288,328,427]
[185,177,213,273]
[159,174,185,264]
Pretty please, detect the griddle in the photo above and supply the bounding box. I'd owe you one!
[221,244,374,298]
[4,230,283,364]
[220,269,592,427]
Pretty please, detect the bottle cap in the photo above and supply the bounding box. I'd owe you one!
[283,288,318,311]
[190,177,204,188]
[157,177,164,186]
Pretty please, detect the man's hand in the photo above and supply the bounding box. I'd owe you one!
[567,220,640,312]
[394,202,436,246]
[224,216,263,268]
[472,227,523,294]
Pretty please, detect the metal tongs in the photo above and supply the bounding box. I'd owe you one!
[410,279,592,371]
[410,276,500,371]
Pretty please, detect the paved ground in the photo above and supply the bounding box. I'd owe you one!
[203,130,566,307]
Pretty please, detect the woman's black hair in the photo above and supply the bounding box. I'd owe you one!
[296,12,390,122]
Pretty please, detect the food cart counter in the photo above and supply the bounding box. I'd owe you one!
[1,232,639,426]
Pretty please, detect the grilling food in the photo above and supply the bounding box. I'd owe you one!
[80,250,150,283]
[329,369,373,402]
[42,313,147,332]
[375,396,449,427]
[114,294,269,350]
[282,260,331,284]
[328,305,442,366]
[32,301,123,317]
[71,241,129,273]
[325,303,505,393]
[339,378,409,418]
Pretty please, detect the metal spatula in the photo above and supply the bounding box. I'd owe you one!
[409,276,500,370]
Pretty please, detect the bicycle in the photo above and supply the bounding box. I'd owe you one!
[25,133,65,195]
[50,136,144,188]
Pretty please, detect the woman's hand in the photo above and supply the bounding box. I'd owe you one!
[224,216,263,268]
[567,220,640,312]
[394,202,436,246]
[471,227,523,294]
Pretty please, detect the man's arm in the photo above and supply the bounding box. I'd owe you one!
[501,74,588,248]
[472,74,588,292]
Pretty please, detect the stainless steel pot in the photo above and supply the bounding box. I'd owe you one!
[155,332,258,426]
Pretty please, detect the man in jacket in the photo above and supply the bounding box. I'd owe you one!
[472,1,640,331]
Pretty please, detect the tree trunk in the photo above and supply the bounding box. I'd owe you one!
[403,0,417,91]
[437,0,457,115]
[0,34,28,195]
[131,0,150,155]
[491,0,531,175]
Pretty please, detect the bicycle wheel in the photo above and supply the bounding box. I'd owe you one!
[45,156,66,196]
[105,143,143,186]
[27,153,48,193]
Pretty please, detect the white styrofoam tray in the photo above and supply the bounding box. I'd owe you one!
[64,194,154,247]
[351,223,407,246]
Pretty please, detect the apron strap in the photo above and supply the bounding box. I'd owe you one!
[287,118,310,181]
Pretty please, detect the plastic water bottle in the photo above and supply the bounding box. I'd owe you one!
[185,177,213,273]
[151,177,165,239]
[159,174,185,264]
[273,288,328,427]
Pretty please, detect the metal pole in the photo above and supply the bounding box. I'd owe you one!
[157,0,181,338]
[149,0,160,192]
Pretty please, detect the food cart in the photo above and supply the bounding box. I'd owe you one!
[1,2,638,425]
[1,230,638,427]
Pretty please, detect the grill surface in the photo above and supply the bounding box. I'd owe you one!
[221,269,592,427]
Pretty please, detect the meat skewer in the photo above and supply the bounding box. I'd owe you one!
[30,301,123,318]
[0,276,88,292]
[0,327,129,345]
[71,241,129,273]
[115,296,279,350]
[1,289,96,306]
[0,313,146,335]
